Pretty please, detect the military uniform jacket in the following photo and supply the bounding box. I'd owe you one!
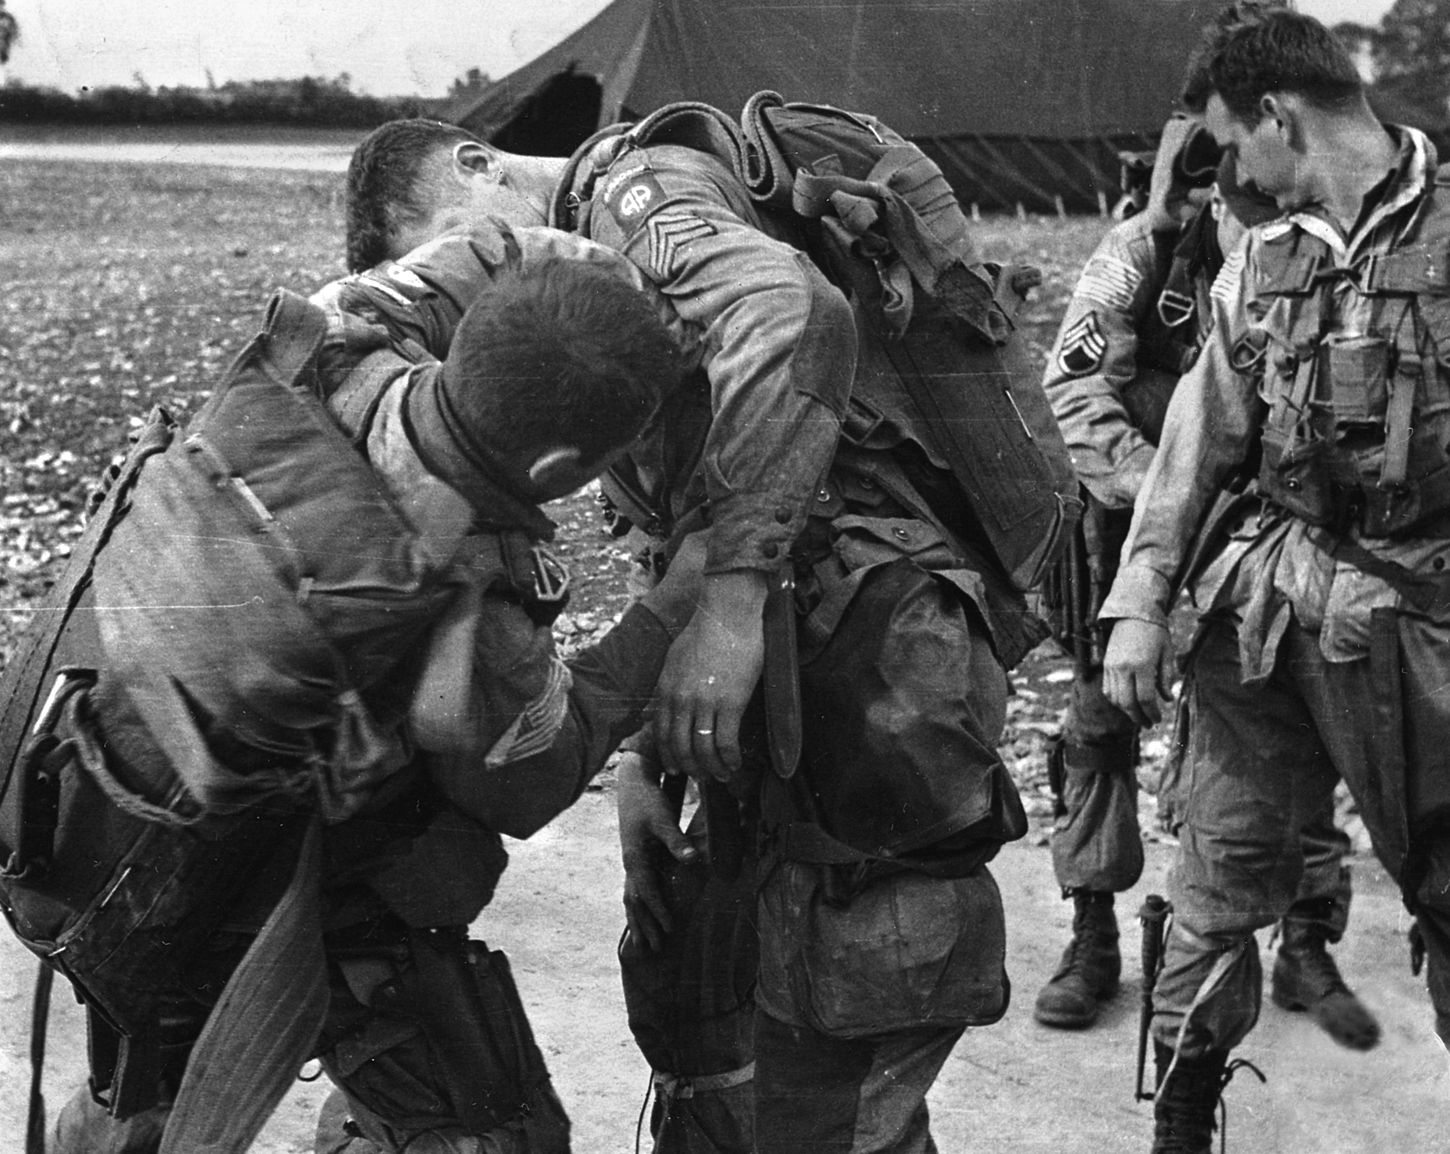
[1102,126,1450,680]
[556,134,1041,665]
[1044,209,1213,511]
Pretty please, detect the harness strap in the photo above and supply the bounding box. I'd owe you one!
[158,816,327,1154]
[25,962,52,1154]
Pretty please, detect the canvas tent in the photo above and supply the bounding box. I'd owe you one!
[449,0,1224,213]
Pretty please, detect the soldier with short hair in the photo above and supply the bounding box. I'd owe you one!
[340,101,1067,1153]
[36,227,702,1154]
[1102,5,1450,1149]
[1035,116,1376,1050]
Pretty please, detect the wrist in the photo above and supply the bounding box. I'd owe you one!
[698,569,769,624]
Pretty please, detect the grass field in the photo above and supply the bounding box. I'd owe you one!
[0,156,1112,799]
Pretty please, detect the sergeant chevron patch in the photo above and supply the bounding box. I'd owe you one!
[484,657,573,769]
[645,212,717,278]
[1057,312,1107,377]
[1077,255,1142,311]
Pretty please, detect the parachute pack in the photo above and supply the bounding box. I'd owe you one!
[618,90,1082,592]
[0,290,498,1135]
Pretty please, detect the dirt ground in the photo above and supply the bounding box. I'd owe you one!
[2,782,1444,1154]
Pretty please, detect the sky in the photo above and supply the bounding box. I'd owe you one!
[1,0,1401,98]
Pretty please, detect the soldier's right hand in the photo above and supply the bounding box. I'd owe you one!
[1102,617,1175,728]
[616,751,700,952]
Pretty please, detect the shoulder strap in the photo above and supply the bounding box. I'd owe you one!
[158,817,325,1154]
[0,407,175,852]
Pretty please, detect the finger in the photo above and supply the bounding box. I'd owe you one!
[657,697,698,781]
[712,697,746,777]
[624,896,665,953]
[637,875,675,942]
[690,710,725,782]
[1133,672,1162,728]
[650,817,700,864]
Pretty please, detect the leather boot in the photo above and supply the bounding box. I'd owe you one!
[1034,890,1120,1028]
[1271,919,1380,1050]
[1150,1040,1227,1154]
[52,1087,168,1154]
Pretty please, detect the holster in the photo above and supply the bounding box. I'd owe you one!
[400,929,551,1134]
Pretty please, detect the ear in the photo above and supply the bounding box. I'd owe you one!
[525,445,585,489]
[452,140,499,181]
[1258,93,1292,135]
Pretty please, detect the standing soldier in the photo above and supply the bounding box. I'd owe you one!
[1036,114,1378,1049]
[1103,5,1450,1150]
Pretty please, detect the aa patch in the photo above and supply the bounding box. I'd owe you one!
[603,163,669,237]
[1057,312,1107,377]
[645,212,717,278]
[1077,255,1143,311]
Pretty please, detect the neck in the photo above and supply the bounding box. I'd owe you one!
[507,154,570,223]
[1298,105,1400,230]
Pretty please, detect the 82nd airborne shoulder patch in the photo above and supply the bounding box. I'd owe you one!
[601,158,717,278]
[1057,312,1107,377]
[602,162,669,237]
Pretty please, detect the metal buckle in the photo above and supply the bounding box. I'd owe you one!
[530,546,571,606]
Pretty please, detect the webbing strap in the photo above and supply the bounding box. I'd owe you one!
[158,816,327,1154]
[653,1062,756,1097]
[0,408,173,853]
[25,962,52,1154]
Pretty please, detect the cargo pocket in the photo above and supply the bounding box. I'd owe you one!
[757,858,1009,1038]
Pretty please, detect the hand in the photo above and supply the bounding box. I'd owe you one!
[652,569,767,784]
[616,753,699,953]
[1102,618,1175,728]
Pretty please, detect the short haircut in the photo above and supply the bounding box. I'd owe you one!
[346,119,479,273]
[1181,3,1362,122]
[419,254,684,486]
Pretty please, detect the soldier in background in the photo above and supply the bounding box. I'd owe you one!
[1102,5,1450,1148]
[1035,114,1378,1049]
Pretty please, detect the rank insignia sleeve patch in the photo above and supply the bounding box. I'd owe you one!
[645,212,717,278]
[1057,312,1107,377]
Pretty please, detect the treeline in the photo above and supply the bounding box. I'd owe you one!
[0,75,453,127]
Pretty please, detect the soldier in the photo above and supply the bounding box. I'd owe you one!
[1036,115,1377,1049]
[36,233,703,1154]
[1100,5,1450,1151]
[341,103,1065,1153]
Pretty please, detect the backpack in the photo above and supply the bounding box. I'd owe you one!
[617,92,1082,592]
[0,289,480,1139]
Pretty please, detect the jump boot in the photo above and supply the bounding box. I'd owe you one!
[1270,919,1380,1050]
[1033,890,1120,1027]
[52,1088,169,1154]
[1150,1040,1227,1154]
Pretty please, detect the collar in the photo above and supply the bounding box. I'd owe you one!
[1262,124,1433,260]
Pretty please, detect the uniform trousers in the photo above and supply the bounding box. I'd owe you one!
[1054,660,1353,939]
[1153,612,1450,1055]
